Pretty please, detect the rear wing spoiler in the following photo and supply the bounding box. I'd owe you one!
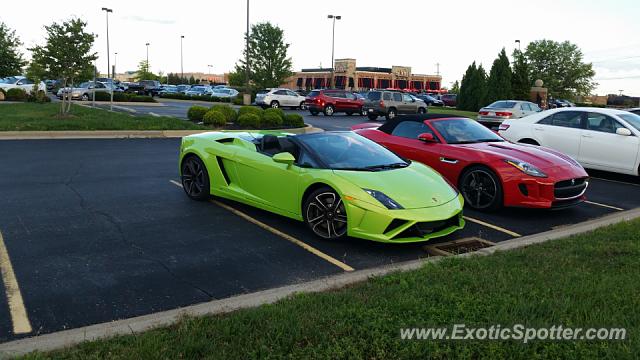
[350,122,382,131]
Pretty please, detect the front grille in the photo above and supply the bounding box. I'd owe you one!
[554,178,588,200]
[393,215,460,240]
[384,219,409,234]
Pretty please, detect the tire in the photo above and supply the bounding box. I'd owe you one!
[323,105,335,116]
[359,107,366,116]
[459,166,503,211]
[303,187,347,239]
[418,107,427,114]
[518,139,540,146]
[367,114,378,121]
[181,155,210,201]
[270,101,280,109]
[385,108,397,120]
[299,101,306,110]
[310,109,319,116]
[81,94,89,101]
[345,112,353,116]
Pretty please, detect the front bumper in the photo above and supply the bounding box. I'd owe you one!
[501,170,588,209]
[345,194,465,243]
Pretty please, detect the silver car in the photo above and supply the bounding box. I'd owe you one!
[477,100,541,126]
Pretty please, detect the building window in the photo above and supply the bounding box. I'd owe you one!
[305,78,313,89]
[296,78,303,87]
[412,81,423,90]
[335,76,346,89]
[377,79,390,88]
[395,80,408,89]
[429,81,440,90]
[348,77,355,88]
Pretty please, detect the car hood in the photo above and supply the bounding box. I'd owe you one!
[456,141,581,170]
[333,162,459,209]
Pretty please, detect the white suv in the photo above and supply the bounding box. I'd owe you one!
[255,88,306,109]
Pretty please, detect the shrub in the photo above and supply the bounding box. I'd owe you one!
[27,91,51,103]
[232,97,244,106]
[129,95,155,103]
[237,113,261,128]
[203,110,227,127]
[262,112,284,128]
[187,106,209,121]
[210,104,237,123]
[238,105,263,118]
[93,92,111,101]
[264,108,285,122]
[283,113,305,128]
[5,88,28,102]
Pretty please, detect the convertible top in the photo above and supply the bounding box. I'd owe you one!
[378,114,468,134]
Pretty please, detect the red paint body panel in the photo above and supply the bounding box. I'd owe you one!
[354,119,589,209]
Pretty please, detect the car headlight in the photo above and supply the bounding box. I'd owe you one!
[505,159,547,177]
[363,189,404,210]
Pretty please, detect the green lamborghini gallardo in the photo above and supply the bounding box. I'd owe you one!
[179,131,465,243]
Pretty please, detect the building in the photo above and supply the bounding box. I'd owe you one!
[282,58,442,92]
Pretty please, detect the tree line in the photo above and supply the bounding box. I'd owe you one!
[457,40,597,111]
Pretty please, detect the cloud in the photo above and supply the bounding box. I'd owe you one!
[122,15,175,25]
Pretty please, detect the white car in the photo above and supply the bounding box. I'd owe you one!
[211,88,239,98]
[478,100,541,126]
[255,88,306,109]
[499,107,640,176]
[0,76,46,93]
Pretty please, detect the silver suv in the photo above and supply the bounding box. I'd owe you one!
[364,90,427,120]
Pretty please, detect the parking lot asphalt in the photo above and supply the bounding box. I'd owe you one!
[1,137,639,343]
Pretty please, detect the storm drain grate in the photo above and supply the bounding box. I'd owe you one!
[423,237,496,257]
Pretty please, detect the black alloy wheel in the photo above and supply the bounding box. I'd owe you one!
[459,166,503,210]
[181,156,210,201]
[304,188,347,239]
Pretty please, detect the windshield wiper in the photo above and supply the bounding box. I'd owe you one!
[332,167,375,171]
[452,139,504,144]
[363,162,409,171]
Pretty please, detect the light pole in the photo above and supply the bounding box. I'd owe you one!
[327,14,341,88]
[245,0,250,104]
[515,39,521,51]
[180,35,185,83]
[101,8,113,110]
[114,52,118,76]
[145,42,150,65]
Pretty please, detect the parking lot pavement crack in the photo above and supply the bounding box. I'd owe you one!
[63,169,215,301]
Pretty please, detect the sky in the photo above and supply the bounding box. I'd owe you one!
[2,0,639,96]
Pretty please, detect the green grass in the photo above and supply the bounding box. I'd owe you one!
[0,103,205,131]
[429,107,478,119]
[21,220,640,359]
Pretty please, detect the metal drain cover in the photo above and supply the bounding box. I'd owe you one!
[423,237,496,256]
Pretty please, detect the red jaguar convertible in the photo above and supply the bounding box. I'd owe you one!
[352,114,589,210]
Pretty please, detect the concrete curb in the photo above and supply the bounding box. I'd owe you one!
[75,101,165,107]
[1,207,639,357]
[0,126,322,140]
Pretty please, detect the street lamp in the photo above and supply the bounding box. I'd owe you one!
[245,0,250,97]
[515,39,521,51]
[101,7,113,110]
[180,35,185,83]
[114,52,118,76]
[145,42,150,65]
[327,14,341,88]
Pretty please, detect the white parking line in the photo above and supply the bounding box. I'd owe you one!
[463,216,522,238]
[584,201,624,211]
[148,112,160,117]
[0,231,32,334]
[112,105,136,113]
[169,180,355,272]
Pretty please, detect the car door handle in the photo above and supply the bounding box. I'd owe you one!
[533,127,543,131]
[439,157,459,164]
[581,134,593,138]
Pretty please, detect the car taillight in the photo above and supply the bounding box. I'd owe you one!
[496,112,512,117]
[316,98,321,103]
[498,124,510,131]
[479,111,489,115]
[379,100,385,108]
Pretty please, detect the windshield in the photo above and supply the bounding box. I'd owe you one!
[307,90,320,97]
[431,119,505,144]
[1,77,18,84]
[367,92,381,101]
[298,132,408,171]
[487,101,517,109]
[619,113,640,132]
[78,82,92,88]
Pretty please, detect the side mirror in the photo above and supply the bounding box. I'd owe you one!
[616,128,632,136]
[418,133,436,143]
[273,152,296,165]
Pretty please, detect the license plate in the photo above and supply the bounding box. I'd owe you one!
[368,108,373,112]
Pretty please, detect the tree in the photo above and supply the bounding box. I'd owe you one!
[0,22,26,77]
[449,80,460,95]
[135,60,158,81]
[227,70,245,87]
[188,75,196,84]
[29,18,96,115]
[511,50,531,100]
[234,22,293,90]
[458,62,476,111]
[485,48,512,104]
[458,62,488,111]
[524,40,596,98]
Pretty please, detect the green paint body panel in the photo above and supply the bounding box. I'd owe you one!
[179,131,465,243]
